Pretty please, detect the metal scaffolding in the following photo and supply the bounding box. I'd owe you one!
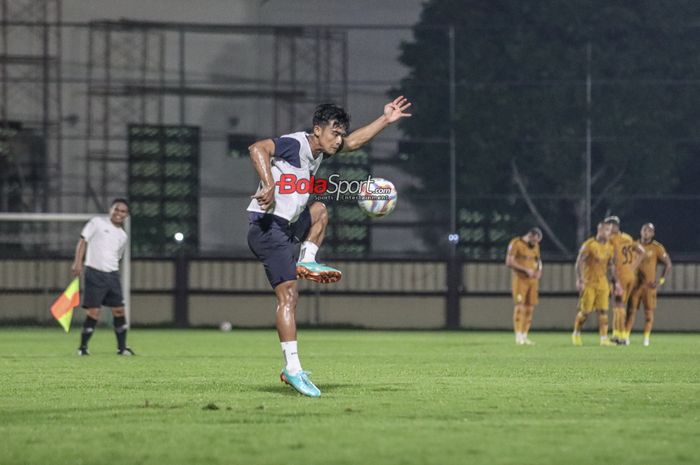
[0,0,62,212]
[273,26,348,133]
[84,21,166,211]
[2,16,350,214]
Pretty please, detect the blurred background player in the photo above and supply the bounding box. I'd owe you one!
[604,215,644,344]
[624,223,672,346]
[71,199,133,356]
[247,97,412,397]
[505,227,543,345]
[572,221,621,346]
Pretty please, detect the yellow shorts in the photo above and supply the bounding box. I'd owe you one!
[630,284,657,310]
[614,275,637,306]
[578,285,610,313]
[512,277,539,306]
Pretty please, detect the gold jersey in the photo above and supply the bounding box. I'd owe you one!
[507,237,540,280]
[609,232,637,281]
[636,240,668,284]
[579,237,614,289]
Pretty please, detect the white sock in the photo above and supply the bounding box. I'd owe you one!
[299,241,318,262]
[600,335,608,342]
[281,341,302,375]
[573,331,581,336]
[516,332,524,342]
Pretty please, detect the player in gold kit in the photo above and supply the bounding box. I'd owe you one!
[623,223,672,346]
[505,228,543,345]
[604,216,644,344]
[572,222,621,346]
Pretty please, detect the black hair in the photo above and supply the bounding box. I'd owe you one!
[312,103,350,131]
[528,227,543,238]
[111,198,129,208]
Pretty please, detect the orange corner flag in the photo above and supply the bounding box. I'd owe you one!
[50,278,80,332]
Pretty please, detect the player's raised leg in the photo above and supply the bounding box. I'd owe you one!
[296,202,342,284]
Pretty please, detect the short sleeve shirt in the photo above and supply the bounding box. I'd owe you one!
[81,216,128,272]
[246,132,324,223]
[507,237,540,280]
[579,237,614,288]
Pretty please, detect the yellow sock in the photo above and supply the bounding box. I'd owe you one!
[644,331,651,340]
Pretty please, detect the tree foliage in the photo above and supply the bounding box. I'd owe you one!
[396,0,700,256]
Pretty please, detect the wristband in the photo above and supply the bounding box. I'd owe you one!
[659,277,666,286]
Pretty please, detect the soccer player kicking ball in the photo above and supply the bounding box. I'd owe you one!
[505,227,543,345]
[623,223,672,346]
[604,216,644,344]
[572,221,622,346]
[246,97,412,397]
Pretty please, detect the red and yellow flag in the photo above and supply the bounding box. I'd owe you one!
[50,278,80,332]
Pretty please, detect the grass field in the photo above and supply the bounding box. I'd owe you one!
[1,329,698,465]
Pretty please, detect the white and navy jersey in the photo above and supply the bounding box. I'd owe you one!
[246,131,324,223]
[80,216,128,272]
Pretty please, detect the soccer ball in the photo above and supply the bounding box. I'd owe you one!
[219,321,232,332]
[357,178,397,218]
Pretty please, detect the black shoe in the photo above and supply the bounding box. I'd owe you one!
[116,347,135,356]
[77,347,90,356]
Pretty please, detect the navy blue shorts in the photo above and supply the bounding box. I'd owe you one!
[82,266,124,308]
[247,209,312,288]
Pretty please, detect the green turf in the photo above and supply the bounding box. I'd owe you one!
[0,329,698,465]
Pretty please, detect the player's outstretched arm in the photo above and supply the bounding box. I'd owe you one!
[248,139,276,210]
[341,96,412,153]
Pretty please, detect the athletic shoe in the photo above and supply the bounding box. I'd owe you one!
[620,338,630,346]
[522,338,536,346]
[296,262,342,284]
[572,334,582,346]
[643,339,650,347]
[610,336,621,345]
[77,347,90,356]
[116,347,135,356]
[280,369,321,397]
[600,339,616,347]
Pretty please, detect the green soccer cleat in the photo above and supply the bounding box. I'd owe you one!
[280,369,321,397]
[296,261,342,284]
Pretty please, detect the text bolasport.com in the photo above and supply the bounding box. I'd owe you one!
[275,174,391,201]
